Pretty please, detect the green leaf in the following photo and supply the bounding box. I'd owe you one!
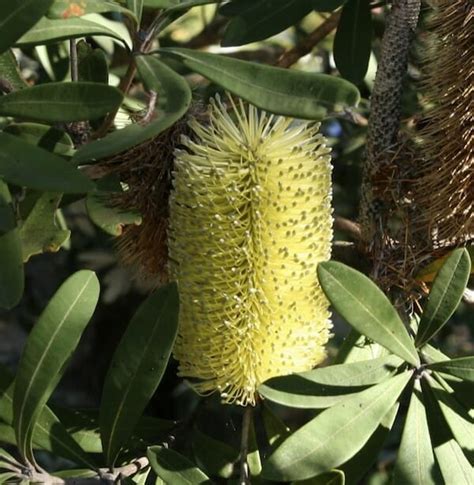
[423,380,473,485]
[340,403,398,485]
[0,0,53,54]
[0,51,28,91]
[425,376,474,465]
[13,270,99,463]
[16,16,124,46]
[0,368,96,467]
[259,354,401,408]
[291,470,345,485]
[77,41,109,85]
[143,0,219,9]
[222,0,314,47]
[248,416,262,477]
[0,181,24,310]
[312,0,346,11]
[317,261,419,367]
[0,132,93,193]
[219,0,254,17]
[147,446,212,485]
[335,331,389,364]
[261,372,411,481]
[427,357,474,383]
[333,0,372,84]
[86,177,142,236]
[127,0,144,24]
[416,248,471,346]
[392,380,440,484]
[0,472,20,483]
[157,48,360,120]
[4,123,74,157]
[192,428,238,479]
[48,0,138,26]
[0,82,123,122]
[51,407,175,454]
[262,402,290,447]
[73,55,192,163]
[19,192,70,262]
[100,283,179,466]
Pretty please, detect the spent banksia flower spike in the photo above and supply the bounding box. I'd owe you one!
[168,96,333,406]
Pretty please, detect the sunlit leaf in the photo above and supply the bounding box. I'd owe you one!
[16,16,124,46]
[392,380,440,484]
[158,48,360,120]
[318,261,419,366]
[13,271,99,463]
[427,357,474,383]
[259,354,401,408]
[100,283,179,466]
[262,372,411,481]
[291,470,345,485]
[416,248,471,346]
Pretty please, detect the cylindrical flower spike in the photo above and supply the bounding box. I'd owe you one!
[168,96,333,406]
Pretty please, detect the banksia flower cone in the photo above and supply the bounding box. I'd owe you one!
[168,96,333,406]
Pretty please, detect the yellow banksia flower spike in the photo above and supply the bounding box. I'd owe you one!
[168,95,333,406]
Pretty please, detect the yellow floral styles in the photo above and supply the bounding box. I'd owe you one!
[168,96,333,406]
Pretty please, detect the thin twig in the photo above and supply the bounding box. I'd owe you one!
[276,11,341,68]
[239,407,252,485]
[70,39,79,82]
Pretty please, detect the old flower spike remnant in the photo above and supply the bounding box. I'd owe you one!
[168,95,333,406]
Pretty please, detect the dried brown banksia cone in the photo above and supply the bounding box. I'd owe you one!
[412,0,473,249]
[168,96,333,406]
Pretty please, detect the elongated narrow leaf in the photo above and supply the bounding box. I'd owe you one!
[222,0,314,47]
[74,55,191,163]
[219,0,254,16]
[0,181,24,310]
[127,0,144,24]
[262,402,290,447]
[292,470,345,485]
[0,367,95,467]
[4,123,74,156]
[0,133,93,193]
[100,283,179,466]
[425,376,474,464]
[0,51,28,91]
[333,0,372,84]
[259,354,401,408]
[158,48,360,120]
[416,249,471,346]
[192,428,238,479]
[51,407,175,454]
[317,261,419,366]
[341,403,398,485]
[77,42,108,85]
[147,446,211,485]
[262,372,411,481]
[13,271,99,463]
[0,82,123,122]
[0,0,53,54]
[423,381,473,485]
[48,0,138,26]
[393,380,440,484]
[427,357,474,383]
[16,16,124,46]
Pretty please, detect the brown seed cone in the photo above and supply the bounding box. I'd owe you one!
[411,0,474,249]
[93,118,192,284]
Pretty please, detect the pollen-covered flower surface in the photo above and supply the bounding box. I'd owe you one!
[168,96,333,406]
